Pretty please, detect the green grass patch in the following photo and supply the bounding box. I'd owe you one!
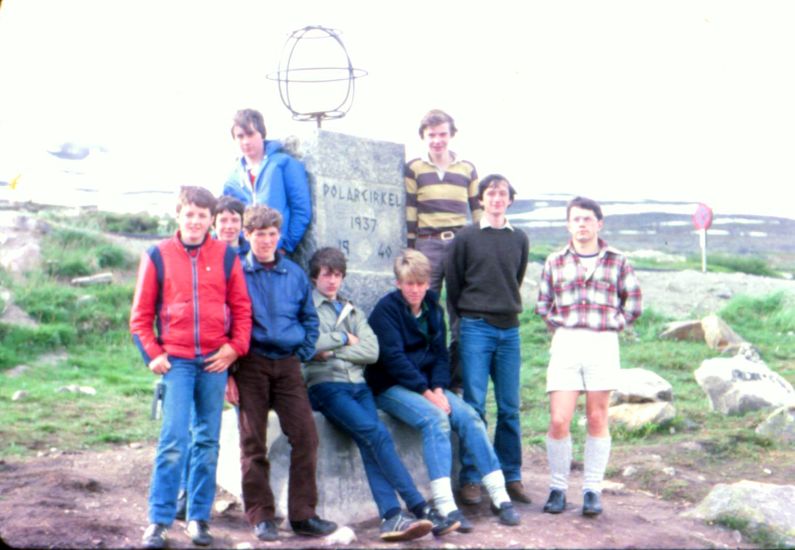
[627,252,781,277]
[40,227,136,279]
[42,209,175,235]
[0,342,160,457]
[715,514,788,548]
[699,253,780,277]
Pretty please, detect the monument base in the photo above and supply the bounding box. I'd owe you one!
[217,408,461,525]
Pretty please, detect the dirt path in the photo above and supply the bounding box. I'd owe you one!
[0,444,754,549]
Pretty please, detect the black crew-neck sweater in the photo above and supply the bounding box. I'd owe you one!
[446,223,529,328]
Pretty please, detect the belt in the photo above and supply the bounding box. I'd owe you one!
[417,230,457,241]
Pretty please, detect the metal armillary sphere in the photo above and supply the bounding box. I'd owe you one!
[267,25,368,128]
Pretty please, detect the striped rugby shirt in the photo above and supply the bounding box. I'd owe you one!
[404,153,482,246]
[536,239,643,332]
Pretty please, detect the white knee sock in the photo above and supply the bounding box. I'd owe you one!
[482,469,511,507]
[430,477,457,516]
[546,434,572,492]
[583,435,611,494]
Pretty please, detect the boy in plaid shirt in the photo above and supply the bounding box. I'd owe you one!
[535,196,642,517]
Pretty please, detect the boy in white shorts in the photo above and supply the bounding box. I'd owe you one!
[535,196,642,517]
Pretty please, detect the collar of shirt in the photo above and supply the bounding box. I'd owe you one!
[565,237,609,257]
[479,216,514,231]
[423,150,458,167]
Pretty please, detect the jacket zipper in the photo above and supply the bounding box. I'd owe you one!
[191,253,201,357]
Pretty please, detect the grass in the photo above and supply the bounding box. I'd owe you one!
[0,218,160,455]
[715,513,788,548]
[41,209,175,236]
[40,227,137,279]
[627,252,784,277]
[2,210,795,481]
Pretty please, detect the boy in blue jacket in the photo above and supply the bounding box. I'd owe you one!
[221,108,311,255]
[367,249,522,533]
[227,205,336,542]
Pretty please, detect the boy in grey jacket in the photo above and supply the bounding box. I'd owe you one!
[304,247,457,541]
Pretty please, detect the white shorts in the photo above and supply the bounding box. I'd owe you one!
[546,328,621,392]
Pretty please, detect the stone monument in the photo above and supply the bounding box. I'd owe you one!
[217,130,434,526]
[292,129,406,314]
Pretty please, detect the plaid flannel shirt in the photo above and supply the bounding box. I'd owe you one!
[535,239,642,332]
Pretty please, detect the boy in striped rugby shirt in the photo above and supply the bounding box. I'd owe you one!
[405,109,480,392]
[535,196,642,517]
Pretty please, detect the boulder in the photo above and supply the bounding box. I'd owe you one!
[0,304,38,328]
[5,365,30,378]
[71,272,114,286]
[694,356,795,415]
[659,320,704,342]
[0,212,49,275]
[682,480,795,546]
[216,409,438,525]
[700,314,746,351]
[608,402,676,431]
[611,368,673,405]
[721,342,763,363]
[755,405,795,444]
[0,288,10,315]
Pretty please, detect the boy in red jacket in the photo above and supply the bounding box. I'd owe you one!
[130,186,252,549]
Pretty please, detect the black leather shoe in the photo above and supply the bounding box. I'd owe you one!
[448,509,473,533]
[175,490,187,521]
[420,505,459,537]
[543,489,567,514]
[141,523,167,549]
[582,490,603,517]
[290,516,338,537]
[185,520,212,546]
[491,502,521,526]
[254,519,279,541]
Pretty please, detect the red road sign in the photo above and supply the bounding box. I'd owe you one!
[692,203,713,230]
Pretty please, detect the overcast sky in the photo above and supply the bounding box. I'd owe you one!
[1,0,794,218]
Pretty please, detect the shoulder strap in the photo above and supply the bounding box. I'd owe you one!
[147,245,165,287]
[223,245,237,281]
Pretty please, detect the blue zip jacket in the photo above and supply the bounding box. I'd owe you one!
[222,140,312,254]
[366,289,451,396]
[243,251,319,362]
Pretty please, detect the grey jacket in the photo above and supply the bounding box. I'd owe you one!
[303,289,379,388]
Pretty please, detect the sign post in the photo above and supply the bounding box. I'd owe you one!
[692,203,713,273]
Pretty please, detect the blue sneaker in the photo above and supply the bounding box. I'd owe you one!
[379,511,432,541]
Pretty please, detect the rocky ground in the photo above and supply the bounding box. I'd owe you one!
[2,442,781,550]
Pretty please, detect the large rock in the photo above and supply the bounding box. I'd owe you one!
[611,368,673,405]
[608,401,676,431]
[682,480,795,546]
[216,409,436,525]
[755,405,795,444]
[0,212,49,275]
[700,314,746,351]
[694,356,795,415]
[659,320,705,342]
[607,368,675,430]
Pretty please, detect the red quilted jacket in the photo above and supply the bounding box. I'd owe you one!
[129,232,252,363]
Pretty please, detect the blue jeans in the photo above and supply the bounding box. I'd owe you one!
[459,317,523,484]
[148,356,227,525]
[179,406,239,498]
[375,385,501,482]
[308,382,426,518]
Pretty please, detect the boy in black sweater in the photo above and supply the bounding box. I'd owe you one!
[445,174,531,506]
